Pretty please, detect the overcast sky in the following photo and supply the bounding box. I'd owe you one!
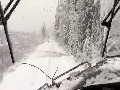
[1,0,58,32]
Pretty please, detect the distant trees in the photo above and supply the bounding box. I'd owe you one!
[41,23,47,41]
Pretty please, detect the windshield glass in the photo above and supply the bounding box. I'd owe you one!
[0,0,120,90]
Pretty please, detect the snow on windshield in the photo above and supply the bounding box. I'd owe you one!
[0,0,120,90]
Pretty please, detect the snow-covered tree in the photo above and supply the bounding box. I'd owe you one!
[41,23,47,41]
[55,0,103,63]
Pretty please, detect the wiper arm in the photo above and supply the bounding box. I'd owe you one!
[102,0,120,57]
[4,0,15,14]
[53,61,89,80]
[0,2,15,64]
[102,0,120,26]
[0,0,21,64]
[5,0,21,21]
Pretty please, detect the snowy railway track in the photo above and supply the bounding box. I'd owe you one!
[35,51,68,57]
[0,40,78,90]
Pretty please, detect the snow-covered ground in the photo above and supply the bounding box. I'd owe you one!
[1,39,120,90]
[0,39,81,90]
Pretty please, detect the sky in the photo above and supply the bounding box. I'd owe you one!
[1,0,58,32]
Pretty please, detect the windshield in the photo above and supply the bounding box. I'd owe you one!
[0,0,120,90]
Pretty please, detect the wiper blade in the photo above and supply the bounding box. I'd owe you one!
[53,61,89,80]
[102,0,120,26]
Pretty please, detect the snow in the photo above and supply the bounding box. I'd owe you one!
[85,57,120,86]
[86,69,118,86]
[101,58,120,71]
[0,39,79,90]
[0,44,3,47]
[2,39,120,90]
[34,39,67,55]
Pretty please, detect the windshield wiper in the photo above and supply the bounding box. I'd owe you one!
[0,2,15,64]
[4,0,14,14]
[0,0,21,64]
[53,61,89,81]
[102,0,120,57]
[5,0,21,21]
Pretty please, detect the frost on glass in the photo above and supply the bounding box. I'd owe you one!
[0,0,120,90]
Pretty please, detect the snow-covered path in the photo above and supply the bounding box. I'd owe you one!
[0,39,79,90]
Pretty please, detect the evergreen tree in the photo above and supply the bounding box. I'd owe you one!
[55,0,102,63]
[41,23,46,41]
